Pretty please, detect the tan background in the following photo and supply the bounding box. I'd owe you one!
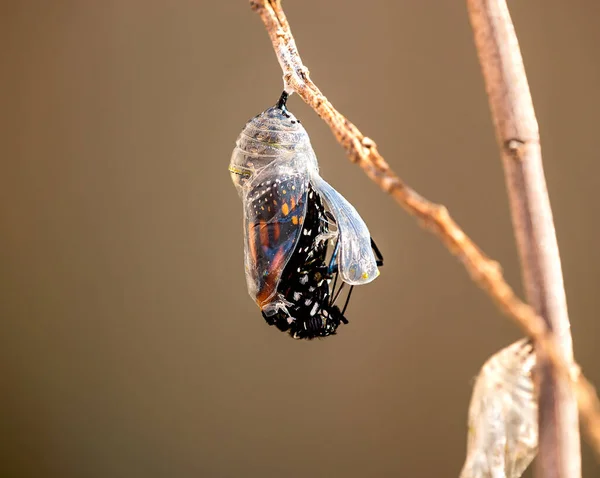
[1,1,599,477]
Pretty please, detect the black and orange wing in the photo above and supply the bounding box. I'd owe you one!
[241,166,308,308]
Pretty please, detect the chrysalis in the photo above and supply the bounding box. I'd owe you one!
[460,339,538,478]
[229,92,382,339]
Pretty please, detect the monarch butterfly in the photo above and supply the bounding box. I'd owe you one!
[460,339,537,478]
[229,92,382,339]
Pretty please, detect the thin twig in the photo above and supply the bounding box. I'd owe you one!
[248,0,600,458]
[466,1,580,476]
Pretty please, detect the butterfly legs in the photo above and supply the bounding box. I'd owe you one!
[329,236,384,320]
[371,237,384,267]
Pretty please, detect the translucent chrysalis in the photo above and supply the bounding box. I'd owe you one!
[229,92,382,339]
[460,339,538,478]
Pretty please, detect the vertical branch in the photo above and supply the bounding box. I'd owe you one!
[466,1,580,477]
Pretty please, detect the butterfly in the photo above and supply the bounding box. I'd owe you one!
[229,92,382,339]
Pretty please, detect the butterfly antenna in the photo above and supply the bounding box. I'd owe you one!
[332,278,346,305]
[341,285,354,316]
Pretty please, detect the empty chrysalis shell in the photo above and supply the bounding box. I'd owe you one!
[229,92,382,339]
[460,339,538,478]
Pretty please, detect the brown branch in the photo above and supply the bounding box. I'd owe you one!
[249,0,600,460]
[466,1,579,477]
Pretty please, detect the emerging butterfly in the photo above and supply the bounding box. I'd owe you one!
[229,92,383,339]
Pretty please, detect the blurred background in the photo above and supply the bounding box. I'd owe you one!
[1,1,599,477]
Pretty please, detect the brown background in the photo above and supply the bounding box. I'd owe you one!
[1,1,599,477]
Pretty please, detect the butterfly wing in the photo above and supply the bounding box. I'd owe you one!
[241,164,309,308]
[309,171,379,285]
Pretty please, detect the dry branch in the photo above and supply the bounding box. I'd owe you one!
[466,1,580,476]
[248,0,600,460]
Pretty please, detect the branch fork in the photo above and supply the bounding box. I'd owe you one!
[249,0,600,473]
